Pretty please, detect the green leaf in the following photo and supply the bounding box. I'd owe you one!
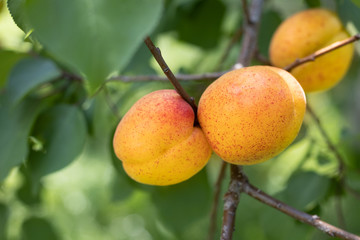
[338,0,360,30]
[280,171,330,210]
[21,217,60,240]
[0,50,25,88]
[0,202,9,240]
[6,57,61,104]
[175,0,226,49]
[0,95,44,181]
[304,0,321,8]
[151,169,211,235]
[27,104,87,182]
[7,0,31,33]
[23,0,163,93]
[16,165,42,206]
[351,0,360,8]
[258,9,282,57]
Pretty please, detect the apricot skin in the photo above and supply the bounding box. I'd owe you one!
[269,8,354,92]
[113,89,212,186]
[197,66,306,165]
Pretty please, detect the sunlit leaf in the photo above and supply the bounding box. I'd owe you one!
[23,0,163,93]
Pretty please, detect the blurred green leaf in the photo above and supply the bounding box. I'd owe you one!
[258,9,282,57]
[27,104,87,182]
[175,0,225,49]
[0,202,8,240]
[122,43,158,76]
[21,217,60,240]
[304,0,321,8]
[280,171,330,210]
[351,0,360,8]
[6,57,61,104]
[338,0,360,29]
[23,0,163,93]
[151,169,211,235]
[0,95,44,181]
[7,0,31,33]
[0,50,25,88]
[16,165,42,206]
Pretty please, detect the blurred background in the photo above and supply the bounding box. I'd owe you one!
[0,0,359,239]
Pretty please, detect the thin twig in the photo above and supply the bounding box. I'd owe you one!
[208,161,228,240]
[103,86,121,120]
[254,48,271,65]
[306,105,346,177]
[221,165,247,240]
[216,28,243,71]
[144,37,198,116]
[284,34,360,72]
[108,72,225,83]
[242,181,360,240]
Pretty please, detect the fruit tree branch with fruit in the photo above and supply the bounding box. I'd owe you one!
[122,2,360,240]
[2,1,360,239]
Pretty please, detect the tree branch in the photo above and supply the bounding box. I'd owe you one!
[242,181,360,240]
[144,37,198,116]
[284,34,360,72]
[241,0,251,25]
[221,165,247,240]
[220,0,264,239]
[234,0,264,69]
[208,161,228,240]
[107,72,225,83]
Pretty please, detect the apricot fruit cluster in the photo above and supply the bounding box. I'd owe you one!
[113,8,354,186]
[113,66,306,185]
[269,8,354,92]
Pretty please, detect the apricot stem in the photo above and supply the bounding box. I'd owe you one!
[284,33,360,72]
[144,37,198,118]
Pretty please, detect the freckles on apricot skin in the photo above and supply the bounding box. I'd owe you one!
[197,66,306,165]
[113,89,212,186]
[269,8,354,92]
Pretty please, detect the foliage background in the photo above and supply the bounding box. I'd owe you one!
[0,0,359,239]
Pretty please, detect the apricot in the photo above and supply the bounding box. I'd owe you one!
[197,66,306,165]
[113,89,212,186]
[269,8,354,92]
